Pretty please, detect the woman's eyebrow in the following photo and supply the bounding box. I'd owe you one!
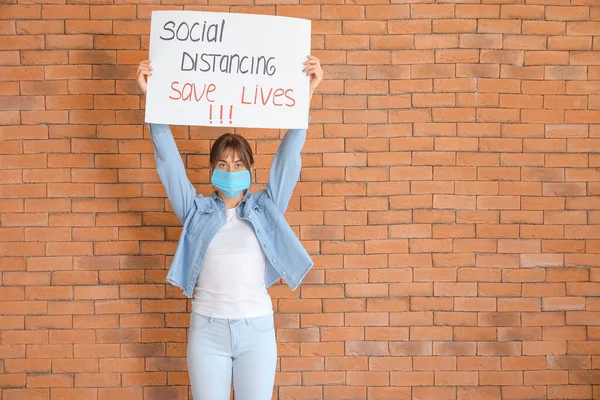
[217,159,242,163]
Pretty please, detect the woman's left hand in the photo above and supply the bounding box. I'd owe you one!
[304,56,323,99]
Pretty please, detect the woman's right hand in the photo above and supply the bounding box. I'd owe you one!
[136,60,152,94]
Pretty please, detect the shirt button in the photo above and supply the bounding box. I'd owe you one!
[248,215,252,219]
[282,271,287,275]
[263,243,267,248]
[256,229,260,233]
[272,259,276,263]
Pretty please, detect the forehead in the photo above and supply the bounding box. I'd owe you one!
[216,147,241,162]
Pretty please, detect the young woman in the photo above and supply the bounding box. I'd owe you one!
[136,56,323,400]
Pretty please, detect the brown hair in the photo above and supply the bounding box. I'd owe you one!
[209,133,254,170]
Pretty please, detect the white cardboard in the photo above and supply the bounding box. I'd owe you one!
[145,11,311,129]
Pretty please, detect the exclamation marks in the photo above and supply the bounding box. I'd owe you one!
[208,104,233,125]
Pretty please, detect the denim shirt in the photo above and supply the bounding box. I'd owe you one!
[148,123,314,298]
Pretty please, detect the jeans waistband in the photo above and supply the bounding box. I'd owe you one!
[193,313,272,326]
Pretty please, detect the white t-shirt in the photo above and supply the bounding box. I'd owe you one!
[192,207,273,319]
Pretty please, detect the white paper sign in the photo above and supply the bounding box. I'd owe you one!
[145,11,311,129]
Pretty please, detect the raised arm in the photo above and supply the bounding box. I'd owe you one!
[149,123,197,224]
[265,56,323,213]
[137,61,196,224]
[266,127,306,213]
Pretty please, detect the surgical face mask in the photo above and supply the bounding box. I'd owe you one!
[211,168,251,198]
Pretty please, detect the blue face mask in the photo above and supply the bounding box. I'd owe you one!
[211,168,251,198]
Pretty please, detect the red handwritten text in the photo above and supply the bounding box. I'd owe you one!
[241,85,295,107]
[169,81,217,102]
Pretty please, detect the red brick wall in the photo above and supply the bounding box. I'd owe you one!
[1,2,599,400]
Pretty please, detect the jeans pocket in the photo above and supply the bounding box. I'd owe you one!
[190,313,209,329]
[249,315,274,332]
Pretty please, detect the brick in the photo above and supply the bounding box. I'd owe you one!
[547,386,593,400]
[458,387,501,400]
[435,371,478,386]
[548,37,592,51]
[524,370,568,385]
[433,20,476,34]
[523,21,565,35]
[546,66,587,80]
[412,387,456,399]
[392,50,435,66]
[501,5,544,20]
[478,19,521,34]
[415,34,459,49]
[368,387,411,400]
[456,5,499,19]
[365,5,408,20]
[567,21,600,35]
[546,6,589,21]
[437,50,479,64]
[412,4,454,18]
[502,386,546,400]
[459,34,502,49]
[522,341,566,357]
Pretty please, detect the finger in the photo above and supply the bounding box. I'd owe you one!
[137,68,151,78]
[140,62,152,72]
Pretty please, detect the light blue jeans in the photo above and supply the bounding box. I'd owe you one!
[187,312,277,400]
